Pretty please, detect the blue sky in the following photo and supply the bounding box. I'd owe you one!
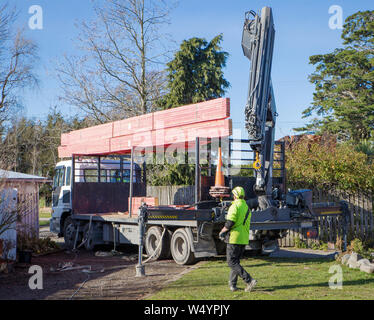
[10,0,374,140]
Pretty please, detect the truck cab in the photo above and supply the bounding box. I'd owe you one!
[50,158,140,237]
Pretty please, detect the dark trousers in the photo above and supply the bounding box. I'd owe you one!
[226,243,252,286]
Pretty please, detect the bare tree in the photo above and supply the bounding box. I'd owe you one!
[0,3,39,126]
[0,3,15,43]
[57,0,175,123]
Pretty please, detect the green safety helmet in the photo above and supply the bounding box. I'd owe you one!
[232,186,245,199]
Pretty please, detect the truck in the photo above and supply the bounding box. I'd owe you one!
[50,7,350,265]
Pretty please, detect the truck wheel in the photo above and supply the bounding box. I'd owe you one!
[82,223,95,251]
[170,228,195,265]
[63,216,78,249]
[262,240,279,255]
[145,226,171,260]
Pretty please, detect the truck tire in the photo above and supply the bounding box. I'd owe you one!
[170,228,195,265]
[145,226,171,260]
[262,240,279,256]
[63,216,78,249]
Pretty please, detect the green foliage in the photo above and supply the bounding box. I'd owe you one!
[160,34,230,109]
[294,237,328,251]
[230,164,254,178]
[296,10,374,142]
[293,237,308,249]
[286,138,374,193]
[347,238,374,259]
[354,139,374,158]
[0,108,96,201]
[0,108,94,178]
[146,151,196,186]
[147,163,195,186]
[349,238,365,254]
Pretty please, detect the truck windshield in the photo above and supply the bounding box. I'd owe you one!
[53,167,65,188]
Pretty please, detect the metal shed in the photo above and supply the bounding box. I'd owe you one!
[0,170,48,239]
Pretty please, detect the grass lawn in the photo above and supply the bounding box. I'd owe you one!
[39,207,52,219]
[39,207,51,227]
[149,256,374,300]
[39,219,50,227]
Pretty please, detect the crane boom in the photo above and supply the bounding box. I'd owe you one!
[242,7,277,196]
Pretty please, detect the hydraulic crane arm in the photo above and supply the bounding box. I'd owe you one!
[242,7,277,195]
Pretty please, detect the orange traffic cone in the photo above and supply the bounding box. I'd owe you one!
[209,147,230,199]
[214,147,225,187]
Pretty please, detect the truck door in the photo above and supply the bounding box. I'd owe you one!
[52,166,72,212]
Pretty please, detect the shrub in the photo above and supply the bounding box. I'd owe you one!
[17,231,59,254]
[286,138,374,194]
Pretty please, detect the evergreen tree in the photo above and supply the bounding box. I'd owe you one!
[161,34,230,109]
[295,10,374,143]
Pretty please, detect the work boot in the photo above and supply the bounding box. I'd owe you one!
[229,285,238,292]
[228,281,238,292]
[245,279,257,292]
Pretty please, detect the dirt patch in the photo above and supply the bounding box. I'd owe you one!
[0,248,200,300]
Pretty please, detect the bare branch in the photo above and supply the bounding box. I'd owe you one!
[57,0,175,122]
[0,4,39,126]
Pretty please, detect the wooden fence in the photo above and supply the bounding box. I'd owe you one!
[279,186,374,247]
[147,186,195,205]
[147,185,374,247]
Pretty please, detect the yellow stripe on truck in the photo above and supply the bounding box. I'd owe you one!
[319,211,342,215]
[148,215,178,219]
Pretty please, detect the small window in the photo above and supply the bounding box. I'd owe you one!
[109,169,121,183]
[84,169,98,182]
[108,169,133,183]
[66,167,71,186]
[100,169,107,182]
[123,169,130,182]
[58,168,65,187]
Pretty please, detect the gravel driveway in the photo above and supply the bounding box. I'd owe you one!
[0,248,199,300]
[0,227,198,300]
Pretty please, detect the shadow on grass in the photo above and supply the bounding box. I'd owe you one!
[164,276,374,292]
[254,256,332,265]
[197,255,273,269]
[269,249,337,260]
[199,255,331,267]
[263,277,374,292]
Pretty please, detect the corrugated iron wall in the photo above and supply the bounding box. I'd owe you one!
[3,181,40,238]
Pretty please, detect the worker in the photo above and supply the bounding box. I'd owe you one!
[219,186,257,292]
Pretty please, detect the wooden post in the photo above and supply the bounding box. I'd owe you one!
[195,137,200,206]
[97,156,101,183]
[72,154,75,215]
[129,146,134,218]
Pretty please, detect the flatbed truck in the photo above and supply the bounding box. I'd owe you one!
[50,7,350,265]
